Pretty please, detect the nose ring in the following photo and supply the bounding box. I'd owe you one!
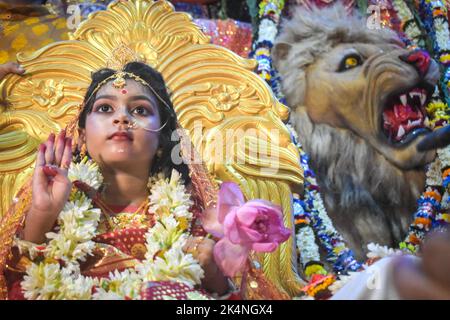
[127,121,138,130]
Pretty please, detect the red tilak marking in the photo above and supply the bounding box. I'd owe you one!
[121,89,128,94]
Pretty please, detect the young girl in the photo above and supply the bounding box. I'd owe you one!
[3,61,231,299]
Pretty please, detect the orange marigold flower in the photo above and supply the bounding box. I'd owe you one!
[424,191,442,202]
[295,218,308,225]
[442,168,450,179]
[414,217,431,227]
[408,234,421,245]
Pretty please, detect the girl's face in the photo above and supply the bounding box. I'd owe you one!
[79,79,162,172]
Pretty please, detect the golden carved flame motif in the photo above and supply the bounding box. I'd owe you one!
[0,0,304,297]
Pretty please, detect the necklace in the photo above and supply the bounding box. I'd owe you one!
[96,194,150,231]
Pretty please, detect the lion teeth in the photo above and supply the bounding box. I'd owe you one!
[411,119,421,127]
[400,94,407,106]
[409,92,421,100]
[397,125,405,138]
[420,93,426,106]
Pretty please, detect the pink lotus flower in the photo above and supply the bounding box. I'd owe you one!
[201,182,291,277]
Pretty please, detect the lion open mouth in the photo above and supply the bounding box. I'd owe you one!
[382,85,431,145]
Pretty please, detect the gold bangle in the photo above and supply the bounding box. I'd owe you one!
[195,236,205,251]
[188,236,204,254]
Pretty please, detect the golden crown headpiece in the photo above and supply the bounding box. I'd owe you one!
[84,43,149,102]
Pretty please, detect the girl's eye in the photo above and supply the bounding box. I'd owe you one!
[132,106,150,116]
[97,104,113,112]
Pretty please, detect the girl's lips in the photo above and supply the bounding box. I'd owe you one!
[111,135,131,141]
[109,132,133,141]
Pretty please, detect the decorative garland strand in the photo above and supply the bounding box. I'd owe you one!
[392,0,425,48]
[411,0,449,106]
[250,0,287,104]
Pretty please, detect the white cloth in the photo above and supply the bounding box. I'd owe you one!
[331,256,419,300]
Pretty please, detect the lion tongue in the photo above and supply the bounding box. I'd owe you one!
[383,103,422,141]
[393,103,414,122]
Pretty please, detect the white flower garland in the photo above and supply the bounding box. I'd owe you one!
[288,124,322,266]
[296,225,320,266]
[366,243,403,260]
[441,191,450,210]
[17,158,203,300]
[426,156,443,186]
[310,193,338,237]
[434,17,450,52]
[437,145,450,167]
[437,145,450,211]
[392,0,422,46]
[257,18,279,43]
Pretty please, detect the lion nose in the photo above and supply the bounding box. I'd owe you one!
[399,50,431,77]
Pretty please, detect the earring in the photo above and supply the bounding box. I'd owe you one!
[156,148,163,158]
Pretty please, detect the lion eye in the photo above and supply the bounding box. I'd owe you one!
[338,54,363,72]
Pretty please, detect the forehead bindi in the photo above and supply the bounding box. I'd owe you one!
[96,79,156,103]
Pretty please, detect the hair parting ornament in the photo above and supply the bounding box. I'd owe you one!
[85,70,169,133]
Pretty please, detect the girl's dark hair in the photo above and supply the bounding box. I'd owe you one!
[78,61,190,183]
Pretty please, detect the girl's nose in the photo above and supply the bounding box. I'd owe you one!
[113,116,130,125]
[113,108,132,125]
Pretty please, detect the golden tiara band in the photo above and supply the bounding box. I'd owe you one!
[85,70,174,115]
[85,71,150,103]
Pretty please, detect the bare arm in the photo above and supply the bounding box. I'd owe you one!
[184,237,230,296]
[22,130,73,243]
[0,62,24,79]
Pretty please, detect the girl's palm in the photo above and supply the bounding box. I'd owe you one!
[31,130,73,217]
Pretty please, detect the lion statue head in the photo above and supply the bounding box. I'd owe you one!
[273,4,440,257]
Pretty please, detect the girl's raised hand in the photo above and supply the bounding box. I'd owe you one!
[24,130,73,243]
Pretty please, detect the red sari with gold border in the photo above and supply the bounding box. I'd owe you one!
[4,188,213,300]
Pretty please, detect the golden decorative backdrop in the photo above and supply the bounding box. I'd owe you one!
[0,0,304,296]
